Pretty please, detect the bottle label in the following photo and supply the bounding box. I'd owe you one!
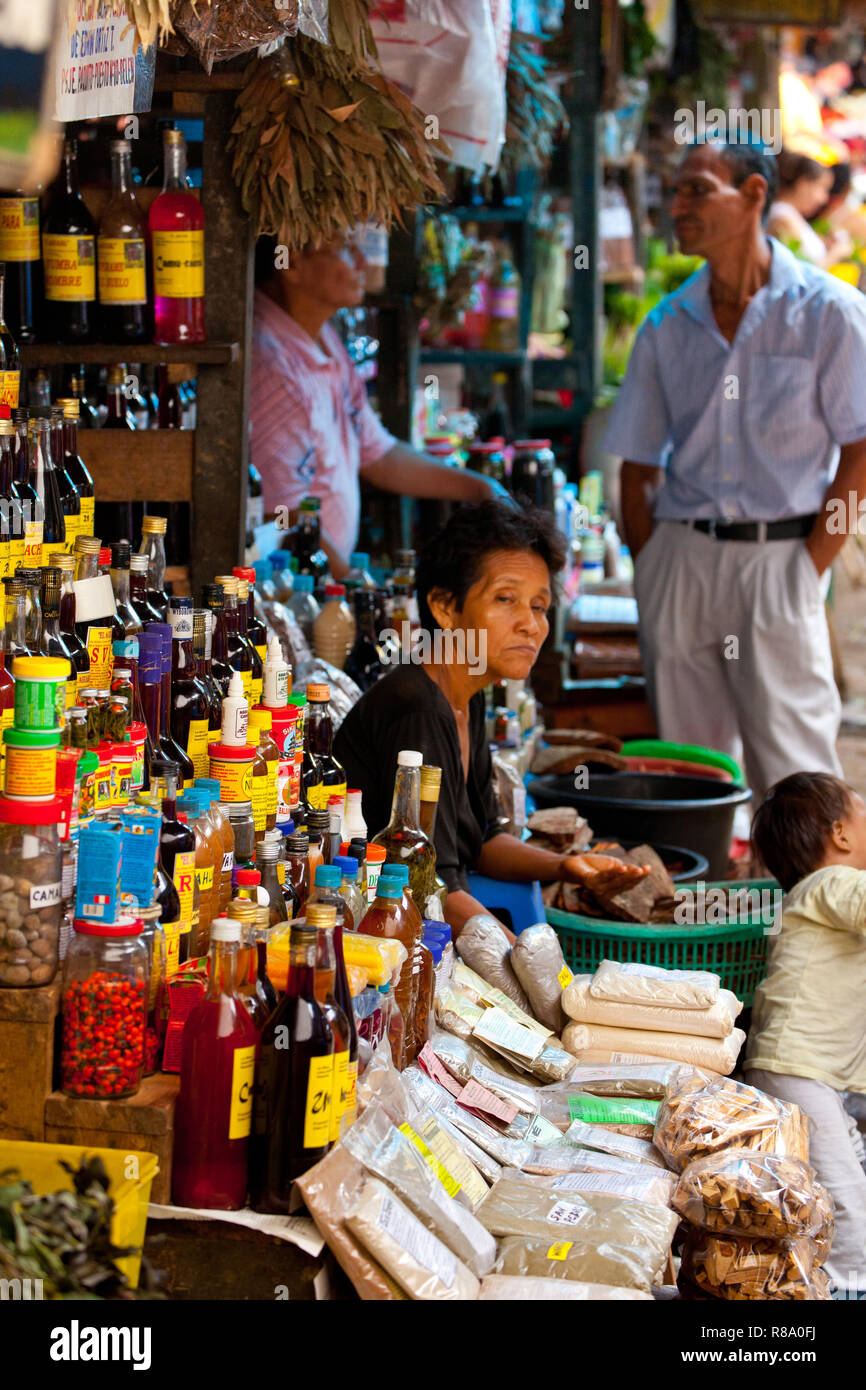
[170,607,194,641]
[0,371,20,410]
[250,771,268,833]
[173,849,197,933]
[303,1053,333,1149]
[81,496,95,535]
[0,704,12,780]
[42,232,96,302]
[195,863,214,895]
[64,676,77,711]
[306,780,347,811]
[23,515,43,564]
[275,760,294,826]
[74,669,91,702]
[97,235,147,305]
[209,754,253,804]
[152,229,205,298]
[164,921,181,979]
[345,1058,358,1123]
[489,285,519,319]
[255,643,268,667]
[276,859,286,887]
[240,670,253,704]
[85,625,113,690]
[222,850,234,874]
[250,676,263,711]
[0,196,40,261]
[228,1044,256,1139]
[329,1049,350,1143]
[62,511,80,555]
[186,718,210,779]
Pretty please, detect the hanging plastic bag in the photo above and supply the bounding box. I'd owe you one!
[172,0,300,74]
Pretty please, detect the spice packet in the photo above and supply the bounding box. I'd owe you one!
[346,1178,480,1301]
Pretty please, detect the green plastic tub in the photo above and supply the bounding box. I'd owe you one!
[546,878,779,1006]
[621,740,746,787]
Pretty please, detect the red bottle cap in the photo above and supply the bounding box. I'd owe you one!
[323,584,345,598]
[73,915,143,938]
[98,547,112,566]
[236,869,261,885]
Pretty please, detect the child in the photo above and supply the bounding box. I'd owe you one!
[748,771,866,1297]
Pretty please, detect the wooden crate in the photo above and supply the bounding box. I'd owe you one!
[0,980,61,1141]
[44,1073,180,1205]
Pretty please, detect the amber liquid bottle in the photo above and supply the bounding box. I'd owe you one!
[371,750,437,910]
[250,909,335,1212]
[54,398,95,539]
[97,140,149,343]
[308,866,359,1133]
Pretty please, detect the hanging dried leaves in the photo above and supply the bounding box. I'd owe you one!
[501,34,567,176]
[229,0,445,252]
[67,0,174,51]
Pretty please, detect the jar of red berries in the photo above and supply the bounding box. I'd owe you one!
[61,916,148,1099]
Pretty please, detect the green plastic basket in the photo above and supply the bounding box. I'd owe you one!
[546,879,780,1006]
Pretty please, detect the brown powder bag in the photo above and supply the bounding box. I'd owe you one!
[295,1145,407,1301]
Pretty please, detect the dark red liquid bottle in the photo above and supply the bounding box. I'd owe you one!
[249,908,334,1213]
[172,918,259,1210]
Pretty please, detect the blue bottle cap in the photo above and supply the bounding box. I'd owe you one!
[332,855,358,878]
[315,865,341,888]
[384,863,409,883]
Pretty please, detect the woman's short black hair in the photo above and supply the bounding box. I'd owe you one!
[776,148,828,193]
[254,235,280,287]
[415,499,567,633]
[751,771,853,892]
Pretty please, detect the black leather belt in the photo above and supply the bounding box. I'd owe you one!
[678,514,817,542]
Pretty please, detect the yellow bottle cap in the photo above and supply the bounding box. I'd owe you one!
[12,656,71,681]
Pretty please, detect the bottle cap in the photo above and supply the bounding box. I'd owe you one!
[227,671,246,700]
[375,880,402,901]
[305,683,330,703]
[397,749,423,768]
[268,552,289,570]
[383,862,409,884]
[195,778,221,797]
[293,575,314,593]
[324,584,346,598]
[236,869,261,886]
[306,902,337,929]
[349,552,370,569]
[227,800,253,817]
[142,516,167,534]
[11,656,70,681]
[210,917,242,944]
[314,865,341,888]
[332,855,358,878]
[249,709,272,730]
[215,574,239,595]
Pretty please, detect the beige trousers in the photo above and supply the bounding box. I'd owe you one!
[633,521,842,804]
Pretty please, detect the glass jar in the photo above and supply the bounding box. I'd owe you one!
[0,797,63,987]
[227,800,255,869]
[61,915,148,1098]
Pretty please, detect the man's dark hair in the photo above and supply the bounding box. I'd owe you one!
[776,148,828,193]
[415,499,567,634]
[254,235,280,287]
[751,772,853,891]
[695,136,779,224]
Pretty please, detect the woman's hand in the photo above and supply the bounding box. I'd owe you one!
[561,852,652,895]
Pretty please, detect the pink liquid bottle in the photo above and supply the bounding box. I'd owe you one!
[149,129,205,345]
[171,917,259,1209]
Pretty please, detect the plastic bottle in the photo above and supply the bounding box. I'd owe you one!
[343,789,367,843]
[268,551,294,605]
[177,789,218,958]
[308,864,360,1132]
[256,837,288,926]
[312,584,355,669]
[358,879,413,1070]
[343,552,376,592]
[261,635,290,709]
[171,918,259,1210]
[220,670,248,747]
[331,855,365,933]
[194,779,235,912]
[288,574,319,646]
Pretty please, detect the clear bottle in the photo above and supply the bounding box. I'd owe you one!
[250,908,334,1210]
[129,552,163,624]
[169,595,211,781]
[343,551,376,593]
[313,583,355,670]
[110,540,143,636]
[371,749,437,909]
[358,878,414,1071]
[171,918,259,1210]
[97,139,148,343]
[268,551,294,605]
[419,764,448,911]
[61,916,147,1098]
[331,854,365,933]
[287,574,319,646]
[138,515,169,620]
[4,577,30,659]
[256,838,288,926]
[149,128,205,345]
[54,398,94,539]
[50,405,80,553]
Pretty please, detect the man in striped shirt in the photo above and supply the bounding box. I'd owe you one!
[604,137,866,801]
[251,231,501,575]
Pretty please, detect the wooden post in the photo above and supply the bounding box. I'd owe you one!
[193,90,254,596]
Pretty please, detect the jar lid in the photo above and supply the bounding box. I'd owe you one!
[4,728,62,748]
[306,683,330,702]
[73,914,143,938]
[249,709,272,729]
[0,794,63,823]
[272,706,298,722]
[236,869,261,885]
[11,656,71,680]
[77,750,99,776]
[127,722,147,743]
[209,743,256,761]
[110,743,135,759]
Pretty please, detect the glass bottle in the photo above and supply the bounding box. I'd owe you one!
[50,405,80,553]
[358,879,413,1070]
[150,756,198,972]
[290,497,328,587]
[234,576,263,707]
[172,918,259,1210]
[177,789,218,958]
[251,903,279,1016]
[110,540,143,635]
[40,566,82,709]
[201,583,234,699]
[0,188,41,343]
[310,888,351,1146]
[104,365,136,430]
[9,407,28,579]
[0,262,20,410]
[0,623,13,779]
[249,710,279,832]
[168,596,211,781]
[214,575,252,701]
[344,590,385,692]
[308,864,359,1131]
[284,832,311,917]
[4,578,29,659]
[194,780,234,914]
[25,417,49,563]
[288,574,319,646]
[419,763,448,910]
[302,683,346,812]
[73,537,116,691]
[156,364,182,428]
[0,418,13,577]
[14,566,41,652]
[97,140,148,343]
[250,908,335,1211]
[372,749,437,909]
[154,855,182,981]
[233,565,268,666]
[51,550,89,697]
[54,398,95,538]
[331,855,365,933]
[42,138,96,344]
[149,128,205,345]
[33,415,66,559]
[138,515,169,619]
[129,552,163,623]
[256,838,289,926]
[193,608,222,746]
[146,621,193,787]
[65,373,99,430]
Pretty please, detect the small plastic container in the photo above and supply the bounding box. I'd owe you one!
[92,744,114,815]
[61,915,148,1098]
[111,743,135,808]
[208,741,255,804]
[3,728,61,801]
[365,843,386,903]
[77,748,99,827]
[12,656,71,731]
[0,795,63,987]
[127,722,147,792]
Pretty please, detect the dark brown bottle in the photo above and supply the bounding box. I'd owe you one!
[146,620,194,788]
[201,583,234,699]
[0,190,42,343]
[168,595,211,782]
[42,139,96,344]
[97,140,148,343]
[54,398,95,538]
[110,540,143,635]
[40,567,85,710]
[104,365,136,429]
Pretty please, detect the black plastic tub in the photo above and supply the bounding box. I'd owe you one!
[529,772,752,880]
[590,839,710,884]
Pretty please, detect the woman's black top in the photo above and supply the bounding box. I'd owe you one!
[333,664,505,894]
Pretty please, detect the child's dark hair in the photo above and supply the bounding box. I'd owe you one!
[751,772,853,892]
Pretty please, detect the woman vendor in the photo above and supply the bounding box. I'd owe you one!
[334,500,649,941]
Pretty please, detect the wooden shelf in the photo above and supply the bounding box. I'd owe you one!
[19,342,239,367]
[79,430,193,502]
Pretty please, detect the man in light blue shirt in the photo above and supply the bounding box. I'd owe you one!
[604,137,866,800]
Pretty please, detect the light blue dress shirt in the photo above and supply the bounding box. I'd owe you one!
[603,238,866,521]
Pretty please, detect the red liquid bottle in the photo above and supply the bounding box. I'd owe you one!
[249,907,334,1212]
[149,129,205,345]
[172,918,259,1210]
